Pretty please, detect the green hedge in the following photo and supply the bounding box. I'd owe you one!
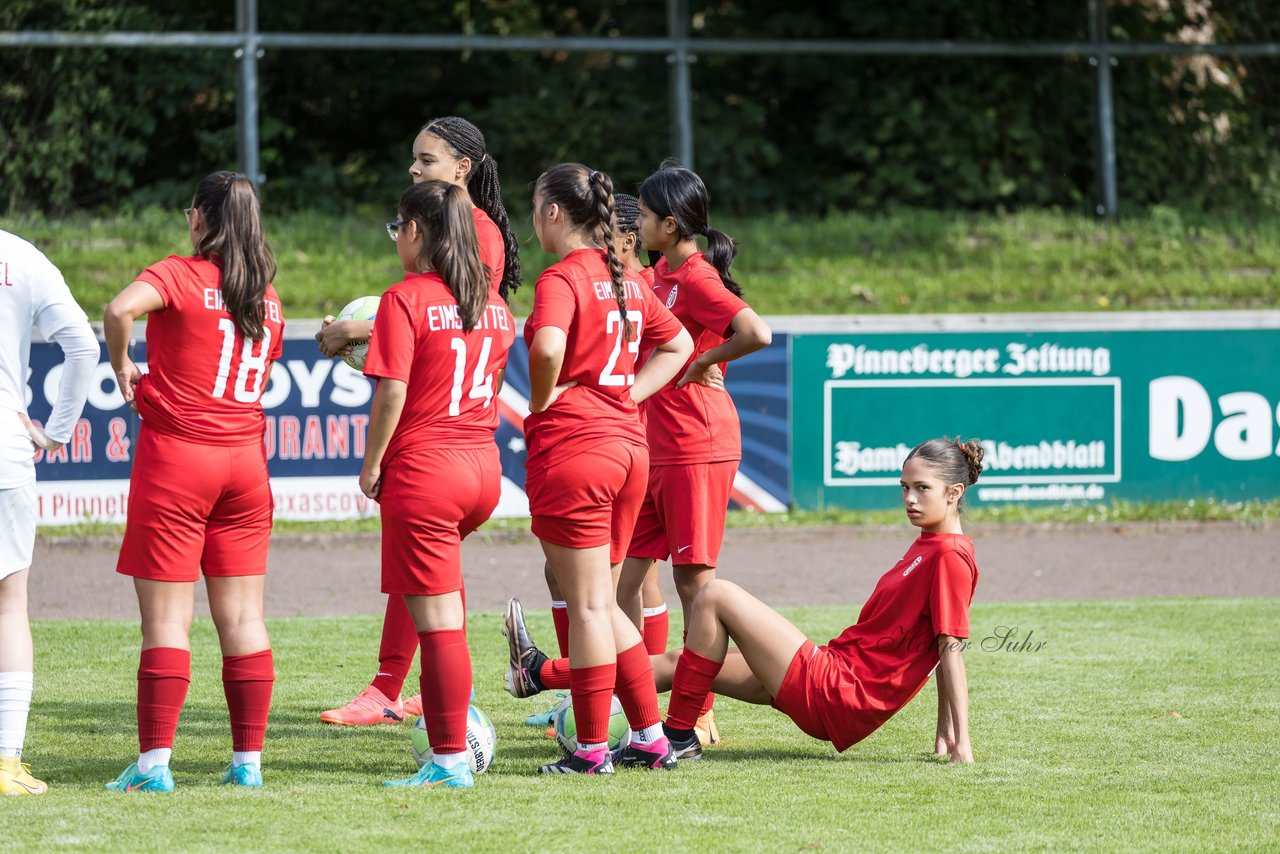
[3,1,1278,215]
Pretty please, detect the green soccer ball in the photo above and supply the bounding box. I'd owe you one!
[553,694,632,755]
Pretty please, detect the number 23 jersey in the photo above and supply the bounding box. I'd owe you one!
[133,255,285,446]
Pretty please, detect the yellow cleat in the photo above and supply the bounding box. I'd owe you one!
[694,709,720,748]
[0,756,48,796]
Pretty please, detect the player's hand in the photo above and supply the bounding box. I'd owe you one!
[677,358,724,390]
[546,381,577,408]
[316,318,353,358]
[359,463,382,501]
[116,359,143,404]
[18,413,63,453]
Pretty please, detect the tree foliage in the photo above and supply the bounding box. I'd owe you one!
[1,0,1276,215]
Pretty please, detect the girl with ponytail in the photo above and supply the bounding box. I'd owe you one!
[617,163,773,748]
[320,115,521,727]
[361,181,515,790]
[503,163,693,776]
[103,171,285,792]
[649,436,983,763]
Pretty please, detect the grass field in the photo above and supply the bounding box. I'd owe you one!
[2,207,1277,319]
[10,599,1279,851]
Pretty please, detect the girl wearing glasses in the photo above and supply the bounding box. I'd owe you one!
[102,171,284,792]
[365,180,515,790]
[319,116,520,728]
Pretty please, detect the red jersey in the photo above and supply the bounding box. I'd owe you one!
[133,255,284,446]
[523,248,683,473]
[819,532,978,751]
[473,208,505,296]
[640,252,748,465]
[363,271,514,459]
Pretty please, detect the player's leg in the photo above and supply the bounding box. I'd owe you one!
[0,482,44,796]
[320,596,414,725]
[663,579,808,757]
[639,562,669,655]
[207,575,272,787]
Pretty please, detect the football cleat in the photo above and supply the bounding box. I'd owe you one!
[105,761,175,793]
[613,737,678,770]
[320,685,405,726]
[385,761,474,790]
[0,757,47,796]
[662,724,704,761]
[695,708,721,747]
[403,693,424,717]
[220,762,263,788]
[502,598,548,698]
[538,749,614,776]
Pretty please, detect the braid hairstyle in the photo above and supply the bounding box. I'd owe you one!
[613,192,641,236]
[192,170,275,341]
[638,163,743,297]
[398,180,489,332]
[904,436,986,511]
[420,116,521,303]
[535,163,634,340]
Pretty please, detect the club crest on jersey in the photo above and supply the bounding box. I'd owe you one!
[902,555,923,577]
[666,285,678,308]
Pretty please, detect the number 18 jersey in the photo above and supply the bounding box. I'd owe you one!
[133,255,285,446]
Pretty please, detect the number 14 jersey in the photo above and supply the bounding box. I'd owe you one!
[134,255,285,446]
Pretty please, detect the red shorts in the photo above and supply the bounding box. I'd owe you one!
[627,460,737,567]
[770,641,831,742]
[117,427,273,582]
[527,440,648,564]
[379,446,501,596]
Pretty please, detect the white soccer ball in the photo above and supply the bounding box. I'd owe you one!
[553,694,632,756]
[335,295,380,371]
[411,705,497,774]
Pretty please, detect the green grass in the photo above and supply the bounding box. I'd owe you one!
[2,207,1277,318]
[37,497,1280,540]
[11,599,1280,851]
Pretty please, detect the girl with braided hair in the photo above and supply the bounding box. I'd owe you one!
[319,116,520,727]
[503,163,693,775]
[654,437,983,762]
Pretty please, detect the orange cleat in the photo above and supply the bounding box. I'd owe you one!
[403,693,423,717]
[694,709,720,747]
[320,685,405,726]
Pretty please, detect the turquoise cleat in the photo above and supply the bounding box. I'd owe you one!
[384,761,474,790]
[221,762,263,788]
[105,762,175,793]
[524,692,567,727]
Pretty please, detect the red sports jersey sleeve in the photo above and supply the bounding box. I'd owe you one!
[523,249,682,473]
[132,255,285,446]
[931,549,976,639]
[472,208,505,295]
[363,272,514,458]
[641,252,750,465]
[635,265,656,286]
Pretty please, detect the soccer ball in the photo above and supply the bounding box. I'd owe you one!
[553,694,632,755]
[411,705,497,774]
[335,295,380,371]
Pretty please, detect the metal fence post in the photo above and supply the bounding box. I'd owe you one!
[235,0,262,184]
[667,0,694,170]
[1089,0,1118,217]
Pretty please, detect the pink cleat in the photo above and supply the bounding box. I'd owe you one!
[320,685,405,726]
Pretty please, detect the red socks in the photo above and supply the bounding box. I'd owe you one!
[222,649,275,752]
[569,663,616,746]
[643,606,669,655]
[666,649,723,731]
[370,595,418,699]
[614,642,661,731]
[551,603,570,659]
[418,629,471,754]
[539,656,572,690]
[137,647,191,751]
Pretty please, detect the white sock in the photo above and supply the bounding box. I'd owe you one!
[431,751,467,770]
[642,604,668,617]
[0,672,34,757]
[137,748,172,773]
[575,740,608,755]
[631,723,664,745]
[551,600,567,610]
[232,750,261,769]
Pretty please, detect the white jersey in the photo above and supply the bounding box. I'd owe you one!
[0,230,98,488]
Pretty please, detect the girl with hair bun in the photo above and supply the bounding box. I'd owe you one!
[643,436,984,762]
[503,163,694,776]
[103,171,285,791]
[319,115,521,728]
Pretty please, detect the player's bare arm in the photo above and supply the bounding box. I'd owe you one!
[359,377,407,499]
[676,306,772,388]
[104,281,165,405]
[937,634,973,763]
[527,326,570,413]
[315,317,373,358]
[631,327,694,404]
